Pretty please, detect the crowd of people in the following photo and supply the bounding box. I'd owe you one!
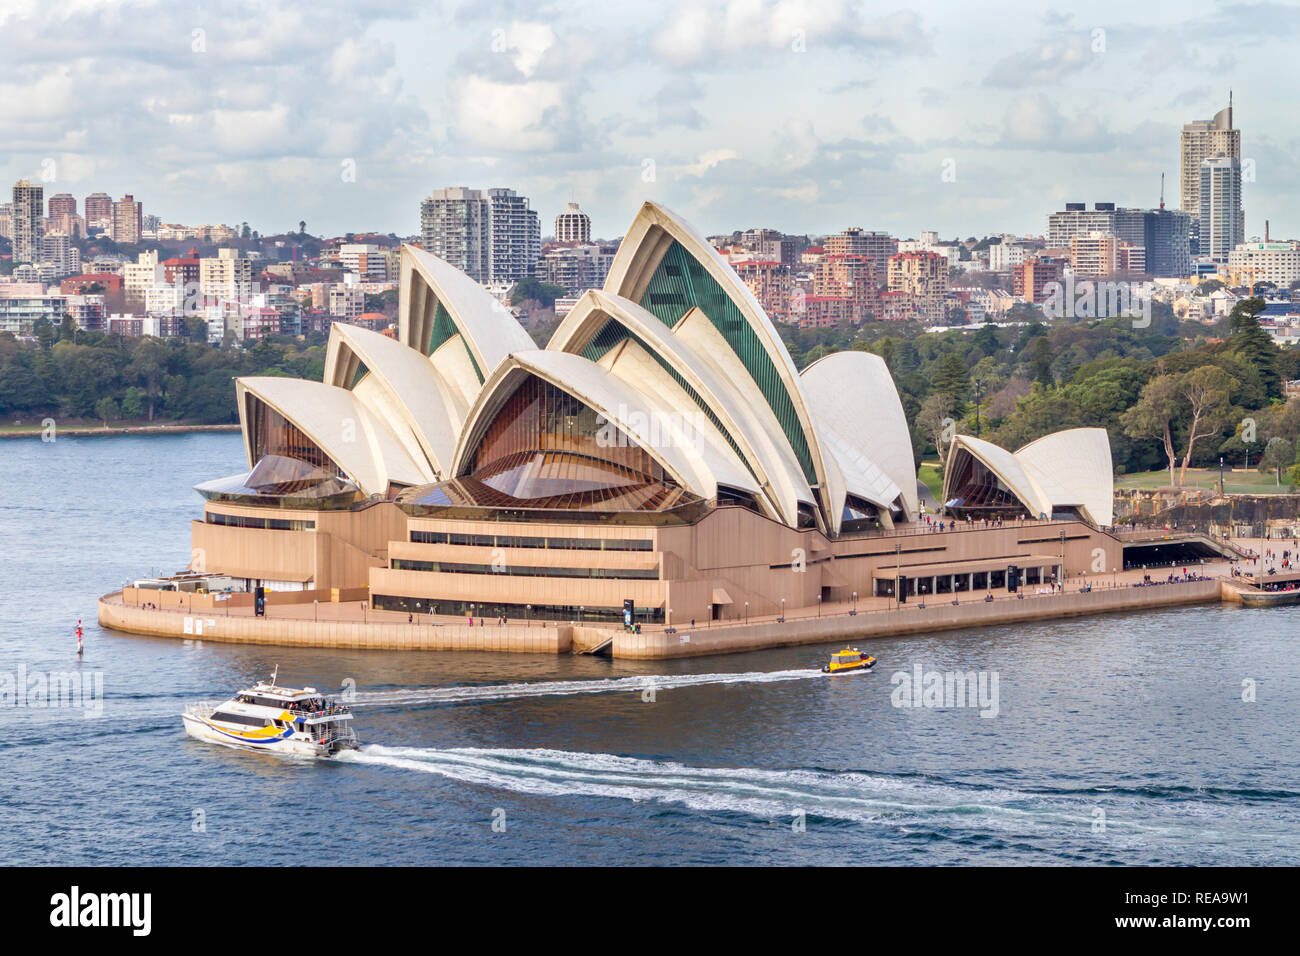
[1133,568,1213,586]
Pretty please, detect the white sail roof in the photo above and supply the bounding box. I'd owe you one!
[452,350,761,503]
[1016,428,1115,526]
[549,289,813,525]
[323,323,465,478]
[236,377,430,496]
[603,201,836,531]
[801,351,919,520]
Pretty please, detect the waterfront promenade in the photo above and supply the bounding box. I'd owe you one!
[99,557,1245,659]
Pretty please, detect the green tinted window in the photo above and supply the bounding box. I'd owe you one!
[637,240,815,482]
[427,298,483,383]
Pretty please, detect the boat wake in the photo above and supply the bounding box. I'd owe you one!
[351,669,824,707]
[333,745,1167,837]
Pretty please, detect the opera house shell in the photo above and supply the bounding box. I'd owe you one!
[190,201,1121,626]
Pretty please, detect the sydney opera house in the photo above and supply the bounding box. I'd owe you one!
[185,202,1121,629]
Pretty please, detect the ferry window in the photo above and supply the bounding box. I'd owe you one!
[211,711,269,726]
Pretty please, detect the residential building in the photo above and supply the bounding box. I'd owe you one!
[328,281,364,319]
[123,250,165,306]
[111,194,143,244]
[554,202,592,243]
[419,186,540,284]
[1013,256,1066,303]
[486,188,541,283]
[887,251,948,322]
[420,187,490,281]
[339,243,391,282]
[0,292,105,335]
[163,249,201,288]
[39,233,81,277]
[12,179,43,264]
[735,259,794,323]
[824,228,895,285]
[200,248,253,301]
[84,192,113,232]
[537,242,617,294]
[48,193,76,219]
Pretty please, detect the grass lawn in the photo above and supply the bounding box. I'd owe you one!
[918,461,944,501]
[1115,467,1297,495]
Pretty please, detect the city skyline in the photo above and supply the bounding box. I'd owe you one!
[2,1,1298,241]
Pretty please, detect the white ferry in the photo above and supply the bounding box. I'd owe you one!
[182,669,358,757]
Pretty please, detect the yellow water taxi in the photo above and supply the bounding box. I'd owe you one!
[822,647,876,675]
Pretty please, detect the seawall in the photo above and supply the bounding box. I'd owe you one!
[605,579,1228,659]
[100,578,1236,659]
[98,594,570,654]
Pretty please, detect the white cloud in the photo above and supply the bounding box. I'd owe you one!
[651,0,929,67]
[453,75,567,152]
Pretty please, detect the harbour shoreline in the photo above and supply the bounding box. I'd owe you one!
[99,576,1240,659]
[0,423,240,439]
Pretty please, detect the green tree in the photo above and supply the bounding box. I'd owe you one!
[1262,437,1294,486]
[1227,298,1279,398]
[1029,335,1054,387]
[931,353,970,415]
[125,337,168,420]
[121,386,145,419]
[1175,365,1236,486]
[1120,374,1182,485]
[916,391,957,471]
[971,322,1000,358]
[94,396,120,425]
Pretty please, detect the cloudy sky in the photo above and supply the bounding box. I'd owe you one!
[2,0,1297,241]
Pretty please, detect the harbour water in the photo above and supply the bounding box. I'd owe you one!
[2,433,1298,865]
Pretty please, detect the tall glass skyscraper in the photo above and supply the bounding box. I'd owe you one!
[1198,157,1243,263]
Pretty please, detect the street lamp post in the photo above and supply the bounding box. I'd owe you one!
[852,590,857,614]
[313,599,318,622]
[780,597,785,623]
[1220,456,1225,497]
[744,601,749,624]
[817,594,822,618]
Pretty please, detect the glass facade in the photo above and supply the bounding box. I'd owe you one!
[246,398,342,476]
[943,450,1028,518]
[423,296,483,383]
[411,530,651,550]
[372,594,664,624]
[390,558,657,580]
[580,316,751,474]
[195,455,359,508]
[637,239,816,484]
[408,375,694,513]
[206,512,316,531]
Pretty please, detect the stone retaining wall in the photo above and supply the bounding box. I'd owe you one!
[605,579,1225,659]
[99,595,569,654]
